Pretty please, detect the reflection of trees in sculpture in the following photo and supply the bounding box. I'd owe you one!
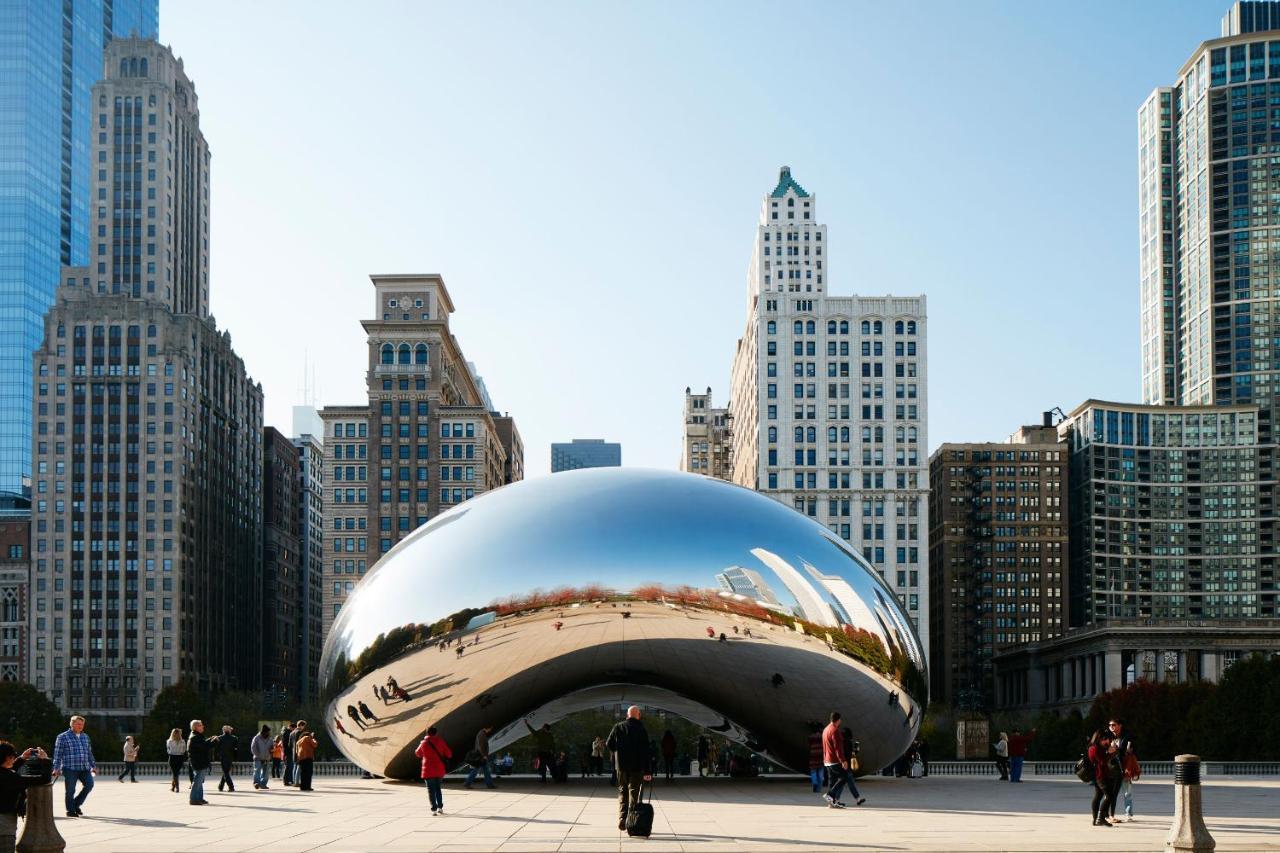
[335,607,487,689]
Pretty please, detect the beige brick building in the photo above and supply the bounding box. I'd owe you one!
[680,387,732,479]
[320,275,522,635]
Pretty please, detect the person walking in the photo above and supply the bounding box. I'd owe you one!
[696,736,709,777]
[165,728,187,793]
[1107,719,1135,822]
[280,722,297,786]
[118,736,140,782]
[660,730,677,781]
[186,720,212,806]
[250,725,273,790]
[294,729,318,791]
[591,736,606,776]
[51,714,96,818]
[1,742,46,852]
[211,725,238,792]
[334,716,354,738]
[1087,730,1115,828]
[821,711,864,808]
[707,740,719,776]
[807,726,825,792]
[994,732,1010,781]
[415,727,452,815]
[463,724,497,789]
[606,706,652,832]
[1007,728,1036,783]
[523,718,556,782]
[270,737,283,779]
[357,701,379,726]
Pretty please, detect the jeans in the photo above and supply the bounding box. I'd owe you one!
[825,763,860,802]
[809,767,824,791]
[425,777,443,811]
[118,761,136,782]
[298,759,314,791]
[271,758,281,778]
[253,759,269,788]
[62,768,94,814]
[190,768,207,804]
[464,759,495,788]
[1120,778,1134,816]
[1010,756,1025,782]
[284,759,295,786]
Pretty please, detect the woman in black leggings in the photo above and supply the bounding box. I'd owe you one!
[165,728,187,792]
[1087,730,1115,827]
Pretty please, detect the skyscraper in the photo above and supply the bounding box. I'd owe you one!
[0,0,158,501]
[29,38,263,721]
[319,275,523,635]
[291,406,325,702]
[727,167,930,644]
[1140,1,1280,416]
[550,439,621,473]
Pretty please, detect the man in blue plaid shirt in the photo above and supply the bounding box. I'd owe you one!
[52,715,96,817]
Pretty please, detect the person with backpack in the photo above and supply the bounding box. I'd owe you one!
[415,727,452,815]
[1086,729,1119,827]
[606,706,652,833]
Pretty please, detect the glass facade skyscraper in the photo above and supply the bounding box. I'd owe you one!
[551,439,622,473]
[0,0,158,499]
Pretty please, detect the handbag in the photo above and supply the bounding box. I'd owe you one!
[1123,751,1141,781]
[848,755,859,773]
[1073,754,1094,784]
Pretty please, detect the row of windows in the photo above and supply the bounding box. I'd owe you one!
[767,319,919,336]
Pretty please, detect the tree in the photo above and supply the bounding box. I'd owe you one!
[139,681,203,760]
[0,682,66,752]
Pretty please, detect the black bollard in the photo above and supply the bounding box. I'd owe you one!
[1164,754,1215,853]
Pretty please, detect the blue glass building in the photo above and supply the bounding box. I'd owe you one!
[0,0,158,499]
[550,438,622,473]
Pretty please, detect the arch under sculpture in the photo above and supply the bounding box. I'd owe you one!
[320,468,926,779]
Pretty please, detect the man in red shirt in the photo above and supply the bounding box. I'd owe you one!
[1007,728,1036,783]
[821,712,865,808]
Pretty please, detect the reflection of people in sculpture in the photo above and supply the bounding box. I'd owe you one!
[705,626,715,638]
[357,701,379,725]
[553,621,563,631]
[346,704,366,731]
[333,716,353,738]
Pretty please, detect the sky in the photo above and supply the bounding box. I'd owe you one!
[161,0,1226,476]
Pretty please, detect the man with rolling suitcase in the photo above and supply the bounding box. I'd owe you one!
[606,705,653,836]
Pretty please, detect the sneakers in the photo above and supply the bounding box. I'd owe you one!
[822,793,834,805]
[430,808,438,815]
[830,800,846,809]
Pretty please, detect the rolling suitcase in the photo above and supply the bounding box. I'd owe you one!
[626,783,654,838]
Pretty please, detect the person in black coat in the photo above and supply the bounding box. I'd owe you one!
[210,725,239,792]
[186,721,213,806]
[605,706,652,832]
[1,742,46,850]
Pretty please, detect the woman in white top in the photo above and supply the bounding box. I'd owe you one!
[166,728,187,793]
[994,732,1010,781]
[118,735,141,782]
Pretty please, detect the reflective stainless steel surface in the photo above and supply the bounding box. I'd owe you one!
[320,468,926,778]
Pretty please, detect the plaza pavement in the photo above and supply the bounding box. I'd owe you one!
[51,773,1280,852]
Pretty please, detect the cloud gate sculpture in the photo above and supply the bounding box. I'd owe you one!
[320,468,926,778]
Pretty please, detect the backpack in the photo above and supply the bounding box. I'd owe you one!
[1073,754,1094,784]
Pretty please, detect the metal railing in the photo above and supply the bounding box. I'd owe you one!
[98,761,364,777]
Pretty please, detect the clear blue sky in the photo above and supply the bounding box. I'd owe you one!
[162,1,1224,476]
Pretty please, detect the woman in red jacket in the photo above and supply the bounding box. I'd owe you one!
[1087,730,1116,827]
[415,727,452,815]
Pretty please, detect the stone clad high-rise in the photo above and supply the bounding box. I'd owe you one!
[0,0,158,500]
[28,38,263,721]
[319,275,523,635]
[726,168,929,644]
